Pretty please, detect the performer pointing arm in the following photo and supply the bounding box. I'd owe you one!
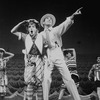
[55,7,82,36]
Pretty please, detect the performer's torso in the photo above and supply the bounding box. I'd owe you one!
[43,28,61,48]
[94,64,100,81]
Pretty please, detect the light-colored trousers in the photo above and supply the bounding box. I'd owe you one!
[42,47,81,100]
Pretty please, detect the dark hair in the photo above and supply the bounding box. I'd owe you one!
[0,50,5,54]
[25,19,40,34]
[28,20,40,30]
[64,50,73,57]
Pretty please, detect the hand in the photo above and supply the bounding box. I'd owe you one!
[70,7,83,19]
[27,19,38,23]
[18,20,28,25]
[73,7,83,16]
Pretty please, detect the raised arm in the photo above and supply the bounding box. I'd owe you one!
[4,52,14,60]
[11,20,27,33]
[11,20,27,40]
[55,16,74,36]
[55,7,82,36]
[70,7,83,20]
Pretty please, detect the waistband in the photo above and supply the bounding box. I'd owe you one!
[50,43,60,50]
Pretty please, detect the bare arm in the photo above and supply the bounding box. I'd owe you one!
[11,20,27,40]
[88,65,95,79]
[4,52,14,61]
[11,20,27,33]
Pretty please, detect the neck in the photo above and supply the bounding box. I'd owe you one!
[44,25,52,30]
[30,33,37,39]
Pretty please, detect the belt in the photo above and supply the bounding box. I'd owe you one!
[27,55,39,65]
[50,43,60,50]
[27,54,39,59]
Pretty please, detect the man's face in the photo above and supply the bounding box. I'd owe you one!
[44,17,53,27]
[97,60,100,64]
[66,53,72,59]
[28,23,38,36]
[97,57,100,64]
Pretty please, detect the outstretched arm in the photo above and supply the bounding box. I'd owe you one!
[55,7,83,36]
[70,7,83,20]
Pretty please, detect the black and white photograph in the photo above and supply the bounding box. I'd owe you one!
[0,0,100,100]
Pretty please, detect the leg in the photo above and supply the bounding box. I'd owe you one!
[24,90,27,100]
[97,87,100,100]
[26,83,34,100]
[37,86,43,100]
[55,59,81,100]
[42,78,51,100]
[48,48,81,100]
[58,88,65,100]
[23,86,27,100]
[42,58,52,100]
[49,47,80,100]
